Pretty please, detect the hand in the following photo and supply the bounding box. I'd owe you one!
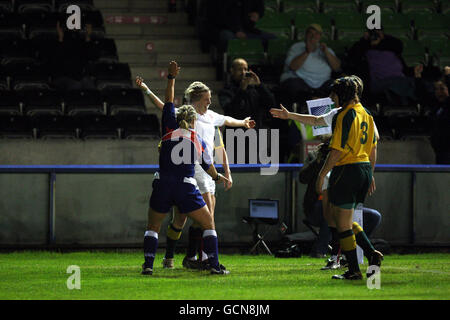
[136,76,149,91]
[368,176,376,196]
[168,61,180,77]
[370,37,382,47]
[224,173,233,191]
[240,75,251,90]
[243,117,256,129]
[306,40,316,53]
[247,70,261,86]
[248,12,260,22]
[414,64,423,78]
[236,31,247,39]
[269,104,290,120]
[316,175,324,195]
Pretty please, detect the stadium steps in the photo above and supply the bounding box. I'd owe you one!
[94,0,223,115]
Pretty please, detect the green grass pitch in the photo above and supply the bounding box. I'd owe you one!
[0,251,449,300]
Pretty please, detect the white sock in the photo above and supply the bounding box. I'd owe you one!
[201,251,208,261]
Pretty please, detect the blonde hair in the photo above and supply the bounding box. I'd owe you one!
[176,105,197,129]
[184,81,210,104]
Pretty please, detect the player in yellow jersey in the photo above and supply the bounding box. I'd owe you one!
[316,77,383,280]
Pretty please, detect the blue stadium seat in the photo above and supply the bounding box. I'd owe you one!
[21,90,63,116]
[33,115,79,139]
[0,90,22,115]
[78,115,119,139]
[0,115,34,139]
[117,114,161,139]
[64,89,105,116]
[103,88,146,116]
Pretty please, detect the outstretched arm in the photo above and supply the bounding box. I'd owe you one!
[136,76,164,111]
[270,104,327,126]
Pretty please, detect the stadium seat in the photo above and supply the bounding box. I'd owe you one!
[117,114,160,139]
[15,0,53,13]
[6,61,51,91]
[0,0,13,12]
[332,12,366,40]
[282,0,318,13]
[78,115,119,139]
[423,40,450,67]
[321,0,359,14]
[0,39,37,66]
[0,115,34,139]
[411,13,450,39]
[399,0,437,14]
[86,62,132,90]
[0,90,22,115]
[294,13,333,40]
[23,11,59,40]
[21,90,63,116]
[0,12,26,40]
[0,76,8,90]
[442,0,450,14]
[401,39,427,66]
[325,39,355,60]
[391,115,431,140]
[225,39,266,71]
[373,116,395,140]
[64,89,105,116]
[81,10,105,39]
[33,115,79,139]
[264,0,279,13]
[254,12,292,39]
[361,0,398,14]
[103,88,146,115]
[374,13,413,40]
[55,0,95,12]
[88,38,119,63]
[267,38,296,68]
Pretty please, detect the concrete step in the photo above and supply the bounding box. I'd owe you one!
[94,0,185,12]
[115,38,202,54]
[105,24,196,38]
[131,66,217,81]
[120,52,212,67]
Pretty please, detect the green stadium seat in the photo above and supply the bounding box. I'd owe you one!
[375,13,413,39]
[332,12,366,40]
[325,39,355,59]
[442,0,450,14]
[423,39,450,67]
[321,0,359,14]
[361,0,398,14]
[401,39,427,66]
[411,13,450,39]
[226,39,266,70]
[400,0,437,14]
[282,0,318,13]
[264,0,279,12]
[255,12,292,39]
[267,38,296,67]
[294,12,332,40]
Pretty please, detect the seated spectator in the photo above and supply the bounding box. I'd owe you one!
[347,27,416,107]
[279,24,341,110]
[50,21,96,92]
[219,58,276,129]
[415,65,450,164]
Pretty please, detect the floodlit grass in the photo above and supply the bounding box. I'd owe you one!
[0,251,449,300]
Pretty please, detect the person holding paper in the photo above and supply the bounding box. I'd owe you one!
[315,77,383,280]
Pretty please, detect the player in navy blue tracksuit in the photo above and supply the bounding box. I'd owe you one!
[142,61,230,275]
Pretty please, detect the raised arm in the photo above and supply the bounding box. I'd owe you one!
[224,116,256,128]
[165,61,180,103]
[136,76,164,111]
[270,104,327,126]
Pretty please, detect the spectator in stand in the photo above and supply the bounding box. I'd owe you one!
[219,58,276,129]
[279,23,341,110]
[347,27,416,107]
[50,20,96,92]
[414,65,450,164]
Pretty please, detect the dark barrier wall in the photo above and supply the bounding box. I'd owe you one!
[0,165,449,247]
